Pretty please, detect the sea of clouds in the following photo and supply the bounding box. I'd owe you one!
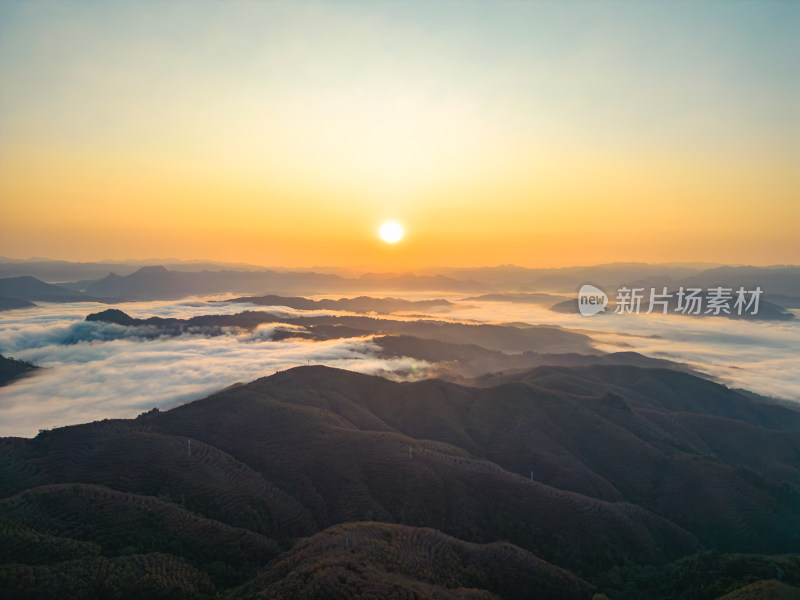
[0,298,430,437]
[445,300,800,401]
[1,295,798,438]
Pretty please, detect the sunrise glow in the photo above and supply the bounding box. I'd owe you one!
[0,1,797,269]
[379,221,404,244]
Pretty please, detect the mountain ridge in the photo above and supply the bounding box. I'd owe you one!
[2,363,799,598]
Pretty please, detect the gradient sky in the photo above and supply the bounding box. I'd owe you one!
[1,0,798,270]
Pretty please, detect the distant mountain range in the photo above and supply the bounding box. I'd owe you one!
[2,259,798,305]
[0,275,121,307]
[430,262,800,294]
[84,307,596,356]
[0,256,278,281]
[1,364,798,598]
[461,292,564,304]
[372,336,705,380]
[221,294,456,314]
[81,266,484,300]
[423,262,719,291]
[84,306,706,381]
[0,297,36,311]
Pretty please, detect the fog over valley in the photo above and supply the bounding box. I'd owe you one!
[1,285,797,437]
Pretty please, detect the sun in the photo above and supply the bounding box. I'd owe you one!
[378,221,404,244]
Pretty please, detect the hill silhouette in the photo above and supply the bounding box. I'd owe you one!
[84,266,484,300]
[0,276,119,304]
[4,259,797,307]
[718,579,800,600]
[2,364,799,597]
[230,521,594,600]
[0,297,36,311]
[82,308,703,382]
[222,294,455,314]
[85,308,595,355]
[462,292,563,304]
[373,335,703,379]
[0,355,38,386]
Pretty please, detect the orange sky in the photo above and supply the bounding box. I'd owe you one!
[1,1,798,270]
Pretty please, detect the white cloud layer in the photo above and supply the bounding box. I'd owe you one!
[1,295,798,438]
[0,299,430,437]
[444,301,800,402]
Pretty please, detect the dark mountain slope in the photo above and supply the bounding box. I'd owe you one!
[248,366,800,553]
[0,370,699,579]
[0,297,36,311]
[2,364,799,597]
[0,354,38,386]
[0,426,316,542]
[477,364,800,429]
[718,579,800,600]
[0,553,214,600]
[149,377,697,573]
[0,483,280,570]
[230,522,594,600]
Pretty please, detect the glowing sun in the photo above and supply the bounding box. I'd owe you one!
[379,221,404,243]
